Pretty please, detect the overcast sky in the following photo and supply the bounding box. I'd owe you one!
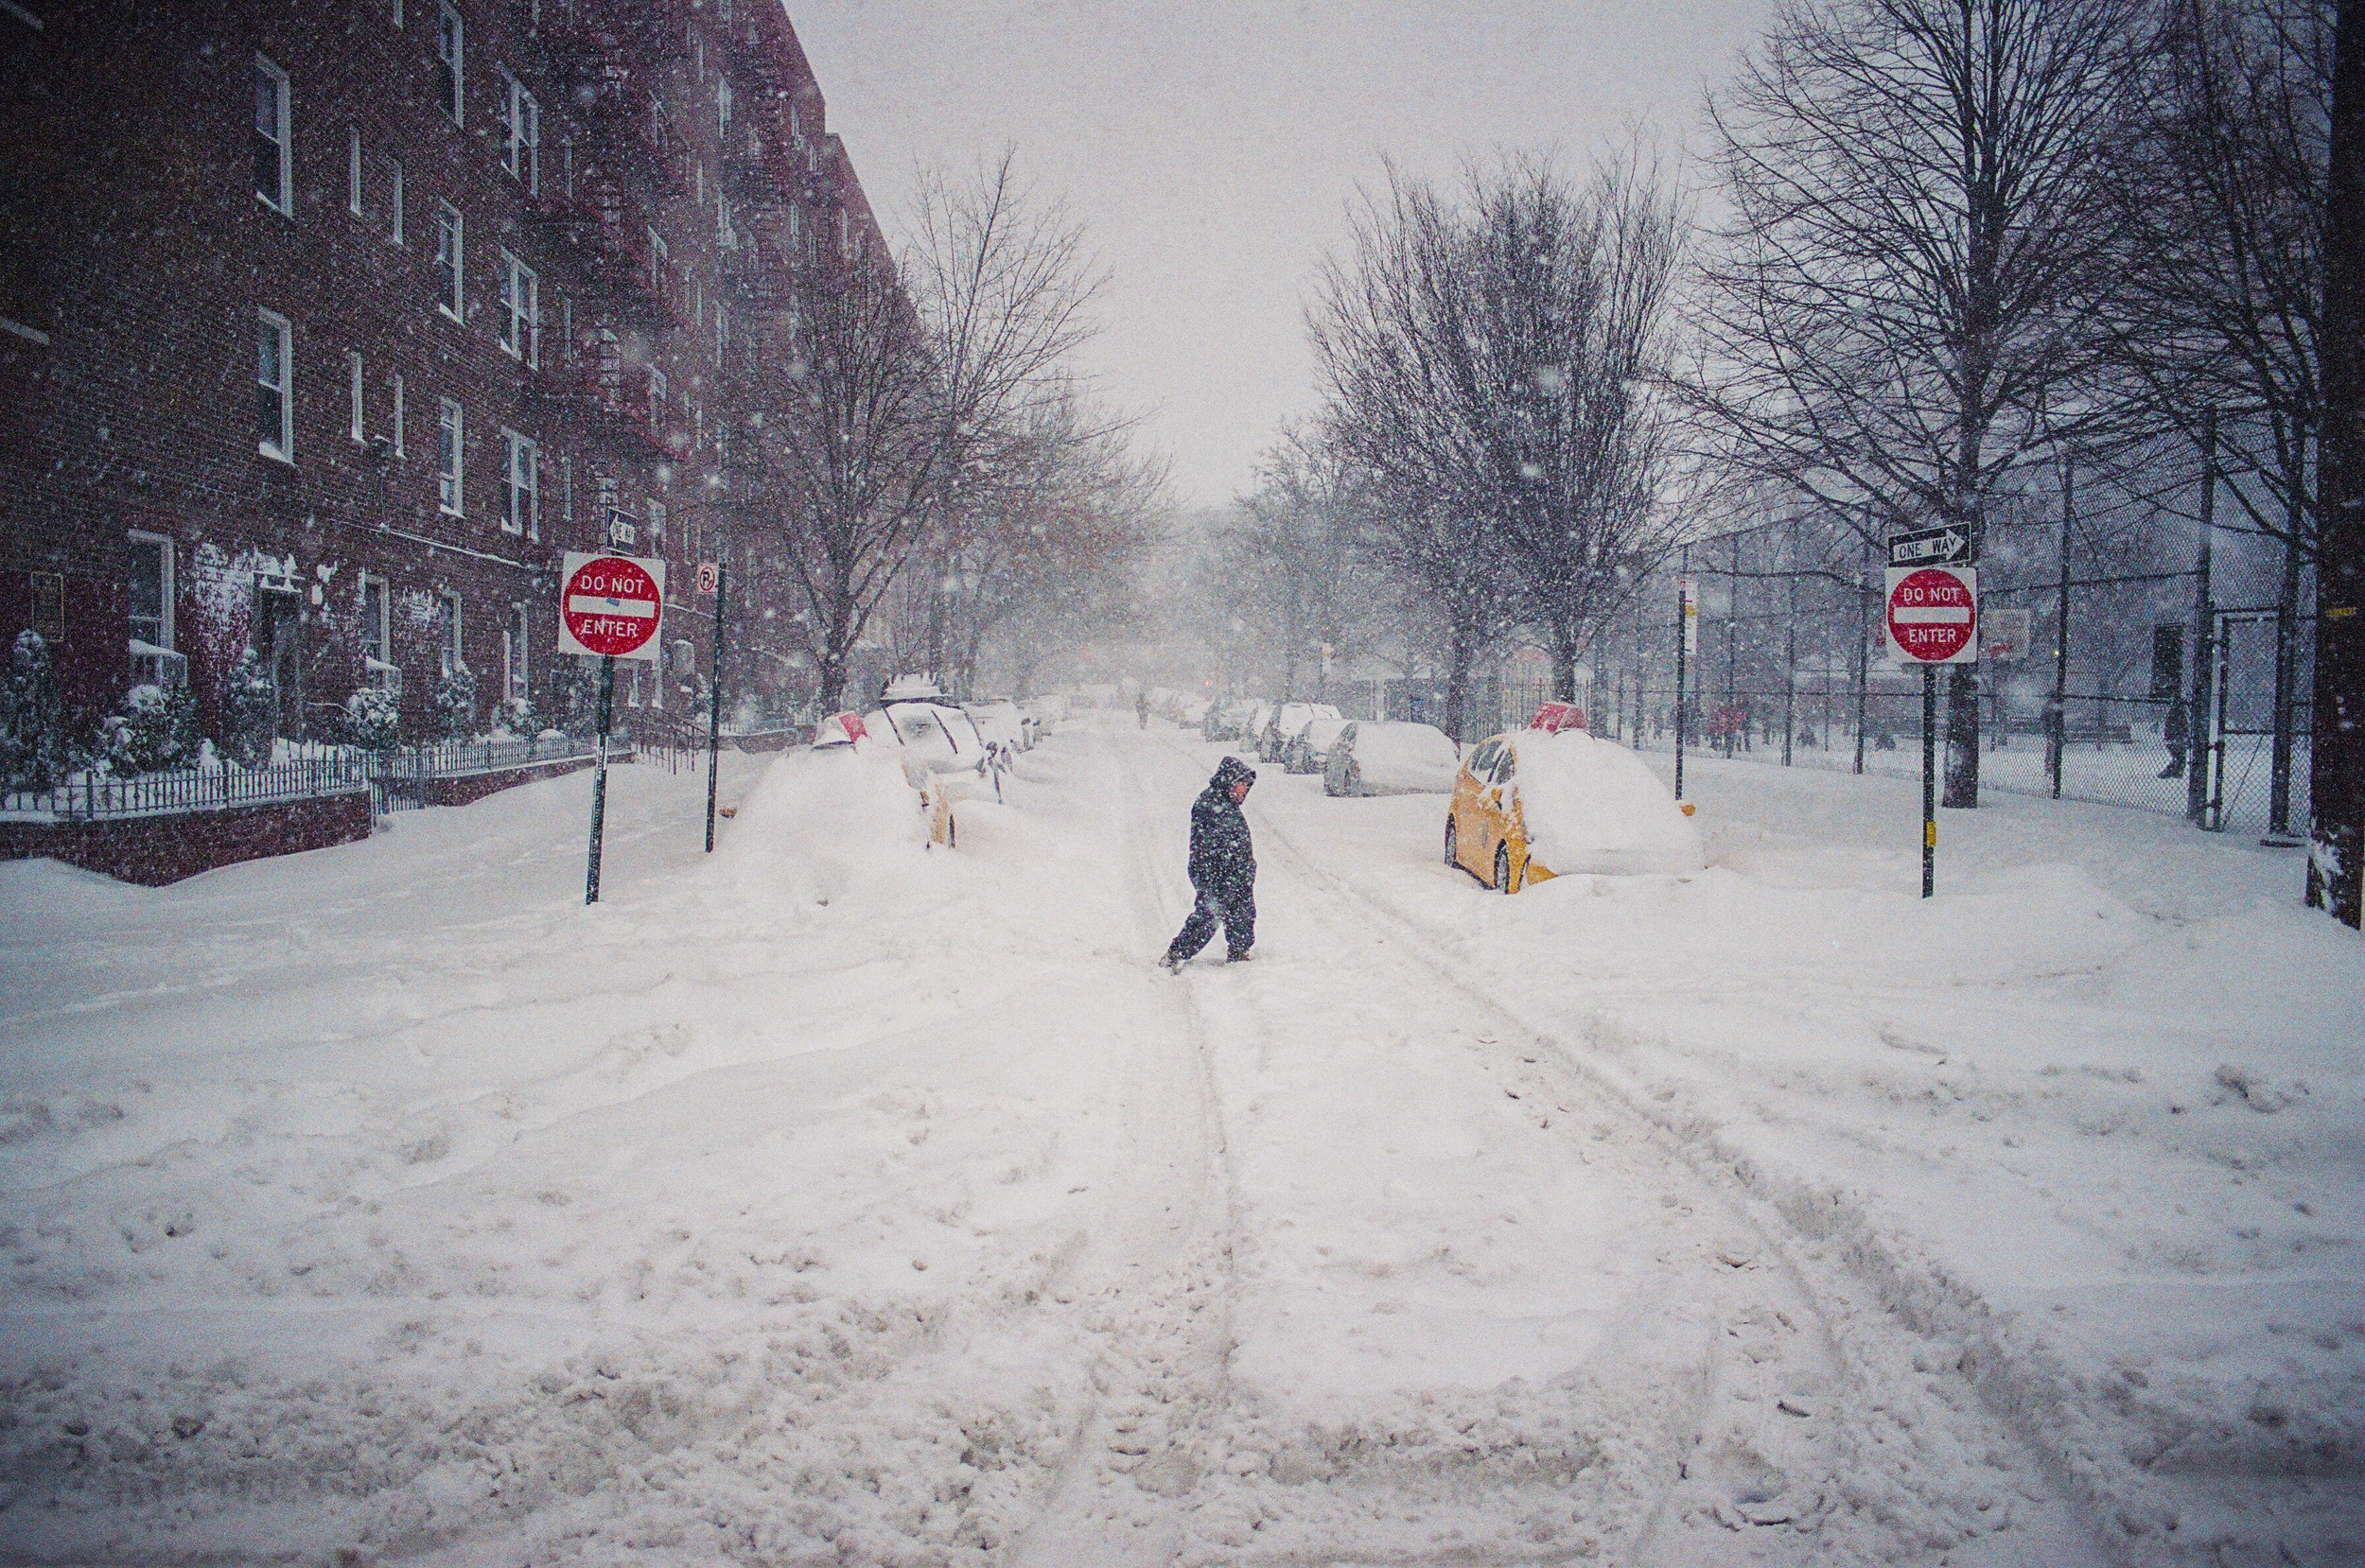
[788,2,1773,510]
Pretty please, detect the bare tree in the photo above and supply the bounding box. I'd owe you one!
[1228,428,1367,703]
[1691,0,2149,807]
[742,149,1105,709]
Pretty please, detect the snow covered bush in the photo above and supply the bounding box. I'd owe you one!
[490,694,535,737]
[219,647,278,769]
[0,630,73,792]
[557,659,604,739]
[344,684,402,752]
[97,681,201,775]
[432,662,477,740]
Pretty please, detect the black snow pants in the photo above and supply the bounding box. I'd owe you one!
[1169,879,1255,961]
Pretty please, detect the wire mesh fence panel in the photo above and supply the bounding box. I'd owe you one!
[1569,509,2313,837]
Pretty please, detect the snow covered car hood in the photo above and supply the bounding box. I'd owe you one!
[1509,731,1703,877]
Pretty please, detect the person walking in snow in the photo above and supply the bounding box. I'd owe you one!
[1136,690,1150,730]
[1163,756,1257,969]
[2160,690,2190,778]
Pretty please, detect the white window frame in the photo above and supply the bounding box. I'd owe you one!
[392,372,405,456]
[359,572,392,668]
[348,125,363,216]
[347,349,364,441]
[436,1,464,125]
[434,201,464,321]
[127,531,174,653]
[389,157,404,244]
[437,397,464,514]
[646,365,667,432]
[501,71,538,191]
[499,250,536,364]
[254,55,291,215]
[501,428,537,537]
[437,589,463,676]
[256,308,293,462]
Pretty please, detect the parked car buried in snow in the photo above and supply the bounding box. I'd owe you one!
[1445,729,1702,892]
[866,696,1001,805]
[814,710,956,847]
[1258,702,1340,764]
[1283,716,1353,774]
[1202,699,1257,742]
[1323,721,1462,797]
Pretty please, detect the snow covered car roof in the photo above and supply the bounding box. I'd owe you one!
[1331,721,1461,793]
[1499,730,1703,877]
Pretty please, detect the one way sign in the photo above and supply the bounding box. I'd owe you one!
[1888,525,1971,567]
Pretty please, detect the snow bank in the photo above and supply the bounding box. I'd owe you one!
[1514,730,1703,876]
[710,737,929,909]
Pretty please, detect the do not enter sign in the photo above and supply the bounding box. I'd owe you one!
[1884,566,1979,665]
[558,551,667,661]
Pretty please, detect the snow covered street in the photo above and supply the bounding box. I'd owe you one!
[1,717,2356,1565]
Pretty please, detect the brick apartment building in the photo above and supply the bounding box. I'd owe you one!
[0,0,885,749]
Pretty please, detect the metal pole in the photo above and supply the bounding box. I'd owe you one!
[2269,439,2305,840]
[2189,411,2218,824]
[1782,571,1797,766]
[1674,549,1691,800]
[2051,458,2072,798]
[586,653,615,904]
[1922,665,1937,897]
[2212,616,2234,830]
[705,558,727,853]
[1854,536,1870,775]
[1725,533,1742,757]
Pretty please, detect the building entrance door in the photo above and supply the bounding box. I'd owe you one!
[256,587,306,740]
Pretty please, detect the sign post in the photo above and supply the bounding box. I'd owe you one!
[1884,555,1979,897]
[1674,571,1697,801]
[558,551,667,903]
[698,559,726,853]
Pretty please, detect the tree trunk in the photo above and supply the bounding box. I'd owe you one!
[1550,621,1581,705]
[1445,618,1474,745]
[2309,0,2364,925]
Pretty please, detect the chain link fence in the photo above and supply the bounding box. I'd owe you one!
[1544,507,2313,838]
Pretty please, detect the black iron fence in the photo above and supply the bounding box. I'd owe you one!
[371,732,610,810]
[0,755,372,820]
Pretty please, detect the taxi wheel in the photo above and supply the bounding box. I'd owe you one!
[1494,843,1515,895]
[1444,817,1459,868]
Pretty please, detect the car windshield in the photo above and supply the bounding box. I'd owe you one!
[1468,740,1501,775]
[1492,747,1516,783]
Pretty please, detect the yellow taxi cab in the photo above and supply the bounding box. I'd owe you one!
[1446,732,1551,893]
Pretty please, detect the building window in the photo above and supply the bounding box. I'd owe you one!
[499,251,535,363]
[254,55,290,214]
[128,531,173,653]
[501,72,538,191]
[504,601,528,702]
[560,453,572,526]
[436,590,462,676]
[348,126,363,215]
[392,0,402,25]
[434,202,463,320]
[438,397,463,514]
[435,1,463,124]
[714,303,727,360]
[359,573,394,680]
[347,350,363,441]
[501,429,536,536]
[389,157,404,244]
[392,372,405,456]
[645,365,666,432]
[256,308,292,461]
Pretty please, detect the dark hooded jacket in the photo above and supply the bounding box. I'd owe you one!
[1188,757,1257,893]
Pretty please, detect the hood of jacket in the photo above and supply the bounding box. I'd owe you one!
[1209,756,1257,793]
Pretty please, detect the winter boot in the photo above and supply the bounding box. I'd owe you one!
[1225,948,1253,964]
[1160,950,1185,973]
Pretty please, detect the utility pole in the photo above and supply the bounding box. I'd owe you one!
[2050,457,2072,798]
[2310,0,2364,925]
[2189,411,2218,827]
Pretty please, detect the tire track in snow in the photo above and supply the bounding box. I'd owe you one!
[1227,746,2117,1567]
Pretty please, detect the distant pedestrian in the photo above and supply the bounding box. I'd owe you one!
[1136,690,1149,730]
[2160,692,2189,778]
[1163,757,1256,969]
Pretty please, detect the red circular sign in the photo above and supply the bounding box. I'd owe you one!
[563,556,663,658]
[1887,567,1977,663]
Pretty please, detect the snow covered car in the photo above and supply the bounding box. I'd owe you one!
[867,697,999,804]
[1021,693,1068,740]
[813,710,955,847]
[1323,721,1461,796]
[1257,702,1340,763]
[1445,729,1703,892]
[1202,699,1256,742]
[1283,716,1353,774]
[965,699,1030,754]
